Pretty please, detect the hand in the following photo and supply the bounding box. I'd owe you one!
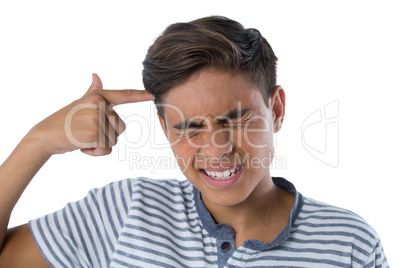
[27,73,154,157]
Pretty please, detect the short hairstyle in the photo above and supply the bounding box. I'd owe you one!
[142,16,278,119]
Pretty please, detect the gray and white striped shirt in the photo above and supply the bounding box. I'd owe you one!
[29,177,388,267]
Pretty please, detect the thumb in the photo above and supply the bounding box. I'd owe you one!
[87,73,103,92]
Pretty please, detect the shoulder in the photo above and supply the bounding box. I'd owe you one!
[79,177,194,217]
[93,177,192,198]
[130,177,193,197]
[127,177,195,209]
[125,178,198,229]
[300,196,372,223]
[299,196,379,237]
[295,195,381,256]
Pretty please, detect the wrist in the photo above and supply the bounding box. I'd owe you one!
[21,130,54,160]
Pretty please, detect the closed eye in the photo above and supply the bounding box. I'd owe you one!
[176,126,204,138]
[174,119,207,137]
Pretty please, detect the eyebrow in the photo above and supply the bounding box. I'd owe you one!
[173,108,251,130]
[216,108,251,122]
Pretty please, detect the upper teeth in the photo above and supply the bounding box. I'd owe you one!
[204,166,241,179]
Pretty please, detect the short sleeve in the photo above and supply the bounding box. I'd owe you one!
[28,179,134,268]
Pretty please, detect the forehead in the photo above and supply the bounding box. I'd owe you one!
[163,68,266,121]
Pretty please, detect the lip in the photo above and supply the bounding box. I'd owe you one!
[199,164,244,189]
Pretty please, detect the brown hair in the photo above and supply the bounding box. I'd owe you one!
[142,16,278,118]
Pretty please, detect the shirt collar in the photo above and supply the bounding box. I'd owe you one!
[193,177,304,249]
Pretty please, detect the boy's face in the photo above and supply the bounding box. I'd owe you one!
[159,68,285,208]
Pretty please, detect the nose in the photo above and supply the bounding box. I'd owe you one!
[200,127,233,159]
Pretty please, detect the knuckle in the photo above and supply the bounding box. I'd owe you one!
[118,117,126,131]
[107,131,118,146]
[117,121,126,135]
[87,93,106,105]
[110,138,118,147]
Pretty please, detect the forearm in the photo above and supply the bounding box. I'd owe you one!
[0,74,153,254]
[0,134,51,250]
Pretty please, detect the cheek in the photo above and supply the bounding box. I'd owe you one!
[170,139,198,174]
[236,130,275,169]
[237,128,274,150]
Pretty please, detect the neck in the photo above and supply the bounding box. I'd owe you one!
[201,177,295,246]
[203,177,275,227]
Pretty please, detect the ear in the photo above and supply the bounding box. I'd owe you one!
[157,112,169,138]
[270,86,286,133]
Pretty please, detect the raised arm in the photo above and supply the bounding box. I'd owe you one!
[0,74,154,266]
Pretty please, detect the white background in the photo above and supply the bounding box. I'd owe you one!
[0,0,400,266]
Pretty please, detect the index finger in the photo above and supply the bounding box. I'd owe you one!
[99,89,155,105]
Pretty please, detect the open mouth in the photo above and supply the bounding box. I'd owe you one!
[201,164,243,180]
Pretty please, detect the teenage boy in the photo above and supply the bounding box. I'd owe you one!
[0,16,388,267]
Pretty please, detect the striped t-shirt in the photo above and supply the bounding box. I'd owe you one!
[29,177,389,267]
